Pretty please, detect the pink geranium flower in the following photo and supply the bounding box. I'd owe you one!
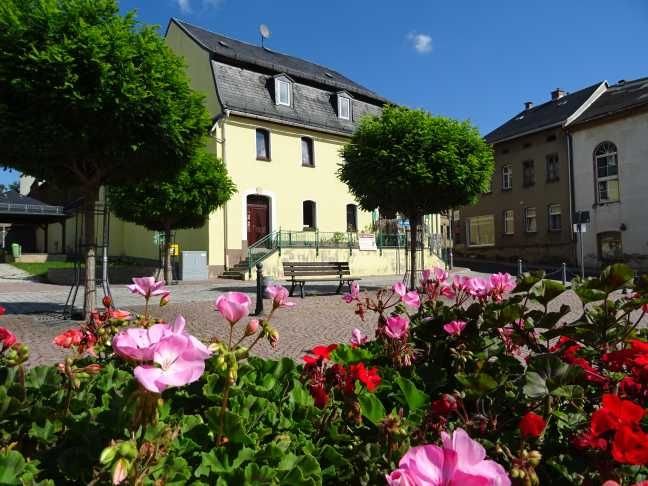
[385,315,410,340]
[489,273,516,302]
[468,277,491,299]
[443,320,467,336]
[351,328,368,347]
[386,428,510,486]
[265,284,296,309]
[215,292,251,324]
[127,277,168,300]
[393,282,421,310]
[343,281,360,303]
[133,334,207,394]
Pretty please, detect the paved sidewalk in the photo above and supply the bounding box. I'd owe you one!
[0,269,488,366]
[0,263,32,281]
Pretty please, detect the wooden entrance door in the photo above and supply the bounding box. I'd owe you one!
[247,195,270,245]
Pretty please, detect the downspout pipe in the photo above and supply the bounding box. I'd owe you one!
[221,109,231,270]
[567,132,576,264]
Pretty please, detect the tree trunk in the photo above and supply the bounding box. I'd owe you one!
[409,213,420,290]
[164,227,172,284]
[83,189,98,317]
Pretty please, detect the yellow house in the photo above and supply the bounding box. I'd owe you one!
[39,18,445,280]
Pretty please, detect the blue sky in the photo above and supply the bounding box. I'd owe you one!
[3,0,647,186]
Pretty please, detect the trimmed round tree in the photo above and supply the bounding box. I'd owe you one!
[108,150,236,283]
[0,0,210,313]
[338,105,494,289]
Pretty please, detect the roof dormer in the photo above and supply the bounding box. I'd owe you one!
[336,91,352,120]
[273,74,293,107]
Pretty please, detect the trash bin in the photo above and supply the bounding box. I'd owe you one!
[11,243,21,258]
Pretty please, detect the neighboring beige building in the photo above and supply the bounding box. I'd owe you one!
[569,78,648,271]
[455,83,606,265]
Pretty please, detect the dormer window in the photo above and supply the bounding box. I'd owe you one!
[274,74,292,107]
[337,92,351,120]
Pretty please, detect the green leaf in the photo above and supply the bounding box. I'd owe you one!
[455,372,499,397]
[523,371,549,399]
[394,376,429,410]
[514,271,544,293]
[329,344,374,364]
[0,450,26,485]
[358,392,386,425]
[28,419,62,444]
[600,264,635,292]
[531,280,566,306]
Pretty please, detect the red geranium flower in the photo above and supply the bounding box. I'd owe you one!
[0,305,6,316]
[310,384,329,408]
[519,411,546,439]
[350,362,381,392]
[0,326,16,351]
[591,394,645,437]
[612,425,648,465]
[302,344,337,365]
[53,328,96,354]
[431,394,458,416]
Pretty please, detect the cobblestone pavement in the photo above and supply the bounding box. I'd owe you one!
[3,268,644,367]
[0,269,484,366]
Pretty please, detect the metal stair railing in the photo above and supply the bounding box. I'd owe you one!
[247,231,280,278]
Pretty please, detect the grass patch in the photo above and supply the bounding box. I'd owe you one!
[10,261,77,278]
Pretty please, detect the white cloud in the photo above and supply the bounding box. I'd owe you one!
[407,32,433,54]
[176,0,191,13]
[175,0,224,13]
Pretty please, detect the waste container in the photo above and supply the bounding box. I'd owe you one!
[11,243,21,258]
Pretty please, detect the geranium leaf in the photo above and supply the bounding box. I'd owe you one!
[358,392,386,425]
[394,376,429,410]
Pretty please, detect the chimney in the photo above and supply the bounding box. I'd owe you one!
[524,101,534,110]
[551,88,566,100]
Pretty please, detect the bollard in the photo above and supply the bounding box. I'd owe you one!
[448,248,454,270]
[254,262,264,316]
[561,262,567,285]
[517,259,523,277]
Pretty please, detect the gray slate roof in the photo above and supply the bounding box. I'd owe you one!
[485,83,603,144]
[171,19,386,134]
[212,61,382,134]
[572,77,648,125]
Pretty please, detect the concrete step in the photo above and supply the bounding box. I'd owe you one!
[219,270,247,280]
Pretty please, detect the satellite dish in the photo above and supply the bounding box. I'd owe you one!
[259,24,270,48]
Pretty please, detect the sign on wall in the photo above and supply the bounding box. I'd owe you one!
[358,233,377,251]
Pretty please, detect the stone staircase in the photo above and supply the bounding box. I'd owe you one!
[219,259,250,280]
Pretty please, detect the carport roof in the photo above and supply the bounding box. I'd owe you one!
[0,191,67,224]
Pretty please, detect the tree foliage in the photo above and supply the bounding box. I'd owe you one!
[338,105,494,217]
[0,0,210,191]
[107,149,235,232]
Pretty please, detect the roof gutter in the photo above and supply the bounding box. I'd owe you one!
[227,109,352,138]
[486,121,563,145]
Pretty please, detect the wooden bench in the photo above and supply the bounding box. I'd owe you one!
[282,261,361,298]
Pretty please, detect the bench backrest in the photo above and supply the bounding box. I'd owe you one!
[282,261,350,277]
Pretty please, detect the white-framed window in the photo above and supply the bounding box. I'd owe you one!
[301,137,314,166]
[522,160,535,187]
[338,95,351,120]
[256,128,270,160]
[594,142,619,203]
[303,200,316,229]
[524,207,537,233]
[503,209,514,235]
[546,153,559,182]
[548,204,561,231]
[502,165,512,190]
[275,78,291,106]
[467,215,495,247]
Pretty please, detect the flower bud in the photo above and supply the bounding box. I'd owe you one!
[268,327,279,348]
[244,319,259,337]
[118,441,138,460]
[112,458,129,485]
[82,364,102,375]
[100,445,117,465]
[234,347,249,360]
[159,292,171,307]
[102,295,113,308]
[528,450,542,466]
